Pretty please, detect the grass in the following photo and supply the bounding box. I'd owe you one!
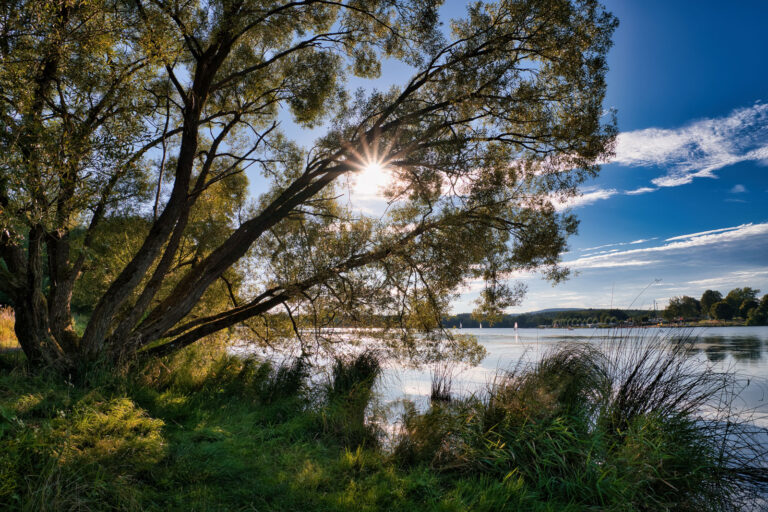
[0,306,19,351]
[429,361,455,404]
[1,332,766,511]
[394,335,767,511]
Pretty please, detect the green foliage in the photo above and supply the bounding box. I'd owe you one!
[724,287,760,315]
[394,339,766,511]
[2,335,766,511]
[1,0,618,369]
[710,300,735,321]
[700,290,723,318]
[739,298,759,319]
[745,294,768,326]
[0,380,163,510]
[323,351,383,446]
[445,308,642,328]
[663,295,701,321]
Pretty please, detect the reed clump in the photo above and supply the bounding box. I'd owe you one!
[393,333,767,511]
[323,350,383,446]
[430,360,455,404]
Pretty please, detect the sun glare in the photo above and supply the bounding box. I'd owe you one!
[363,160,385,175]
[352,159,391,198]
[344,129,398,201]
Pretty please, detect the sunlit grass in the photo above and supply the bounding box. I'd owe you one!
[0,306,19,350]
[1,334,766,511]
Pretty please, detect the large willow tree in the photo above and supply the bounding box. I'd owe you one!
[0,0,616,371]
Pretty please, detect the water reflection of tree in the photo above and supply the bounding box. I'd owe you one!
[695,336,764,362]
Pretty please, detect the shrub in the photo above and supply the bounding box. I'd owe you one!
[710,301,735,320]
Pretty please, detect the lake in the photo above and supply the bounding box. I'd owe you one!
[378,326,768,424]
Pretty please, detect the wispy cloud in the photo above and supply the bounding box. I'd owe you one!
[564,223,768,269]
[613,103,768,187]
[730,184,747,193]
[683,269,768,289]
[552,187,619,210]
[581,241,624,252]
[455,224,768,313]
[569,258,661,270]
[665,225,746,242]
[625,187,657,195]
[580,237,655,253]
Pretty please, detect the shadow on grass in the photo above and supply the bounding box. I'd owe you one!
[1,332,767,511]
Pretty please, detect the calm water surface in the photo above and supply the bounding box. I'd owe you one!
[379,326,768,421]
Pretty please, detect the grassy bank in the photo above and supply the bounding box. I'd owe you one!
[1,336,766,511]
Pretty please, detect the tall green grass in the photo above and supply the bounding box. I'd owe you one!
[394,333,767,511]
[323,350,383,446]
[1,331,766,511]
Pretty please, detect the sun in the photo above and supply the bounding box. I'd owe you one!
[343,128,398,200]
[363,160,385,175]
[353,159,391,197]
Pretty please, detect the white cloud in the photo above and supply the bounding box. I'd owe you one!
[581,241,622,252]
[730,184,746,193]
[579,237,653,253]
[665,224,747,242]
[551,187,619,210]
[613,103,768,188]
[569,258,661,270]
[458,223,768,313]
[625,187,657,195]
[564,223,768,269]
[684,270,768,289]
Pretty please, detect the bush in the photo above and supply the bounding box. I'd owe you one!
[0,307,19,359]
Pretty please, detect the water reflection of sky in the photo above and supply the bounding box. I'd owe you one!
[379,327,768,423]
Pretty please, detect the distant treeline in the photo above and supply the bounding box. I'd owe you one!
[442,309,651,328]
[663,287,768,325]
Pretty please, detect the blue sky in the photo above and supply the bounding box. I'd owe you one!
[510,0,768,312]
[250,1,768,313]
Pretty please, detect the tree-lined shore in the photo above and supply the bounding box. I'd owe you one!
[441,287,768,329]
[663,288,768,326]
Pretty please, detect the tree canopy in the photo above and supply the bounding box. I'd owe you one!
[710,301,735,321]
[699,289,722,319]
[663,296,701,321]
[0,0,617,371]
[724,287,760,313]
